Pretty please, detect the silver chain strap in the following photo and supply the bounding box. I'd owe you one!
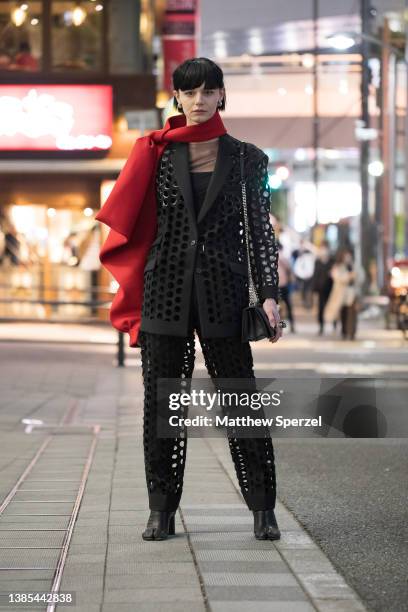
[240,142,259,307]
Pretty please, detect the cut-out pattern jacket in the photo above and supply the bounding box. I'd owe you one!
[140,133,279,338]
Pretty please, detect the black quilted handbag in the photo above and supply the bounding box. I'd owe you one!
[239,141,286,342]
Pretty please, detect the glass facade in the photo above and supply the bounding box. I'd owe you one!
[0,1,42,71]
[0,203,101,320]
[51,1,104,72]
[0,1,158,75]
[0,0,106,73]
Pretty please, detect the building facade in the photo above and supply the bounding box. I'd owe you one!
[0,0,157,321]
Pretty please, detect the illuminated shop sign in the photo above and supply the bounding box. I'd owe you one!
[0,85,113,151]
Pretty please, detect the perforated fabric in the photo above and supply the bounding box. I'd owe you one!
[139,287,277,512]
[246,153,280,300]
[139,134,279,340]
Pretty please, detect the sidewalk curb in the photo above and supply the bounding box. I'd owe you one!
[201,437,369,612]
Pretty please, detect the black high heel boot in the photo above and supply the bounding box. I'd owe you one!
[142,510,176,541]
[253,509,281,540]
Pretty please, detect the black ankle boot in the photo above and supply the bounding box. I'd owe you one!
[253,509,281,540]
[142,510,176,541]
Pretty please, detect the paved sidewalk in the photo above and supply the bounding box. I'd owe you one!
[0,348,369,612]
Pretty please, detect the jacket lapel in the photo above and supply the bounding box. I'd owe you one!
[171,134,235,230]
[197,134,234,225]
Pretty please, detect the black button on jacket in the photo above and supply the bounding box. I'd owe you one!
[140,133,279,339]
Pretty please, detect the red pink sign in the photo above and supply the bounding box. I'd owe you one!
[0,84,113,151]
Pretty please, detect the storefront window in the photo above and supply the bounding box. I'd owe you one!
[51,0,104,71]
[0,1,42,71]
[0,205,101,319]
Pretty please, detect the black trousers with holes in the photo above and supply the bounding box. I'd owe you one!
[138,282,277,512]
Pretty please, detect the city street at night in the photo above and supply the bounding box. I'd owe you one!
[1,0,408,610]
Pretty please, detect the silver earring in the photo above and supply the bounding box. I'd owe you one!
[218,100,223,108]
[177,103,183,111]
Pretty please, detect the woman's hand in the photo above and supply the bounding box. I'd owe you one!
[262,298,283,343]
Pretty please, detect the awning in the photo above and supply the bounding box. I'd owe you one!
[0,158,125,176]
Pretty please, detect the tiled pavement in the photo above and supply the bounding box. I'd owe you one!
[0,349,369,612]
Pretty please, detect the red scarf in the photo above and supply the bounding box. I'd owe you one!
[95,110,227,347]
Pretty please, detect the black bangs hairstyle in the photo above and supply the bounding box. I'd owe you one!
[172,57,226,112]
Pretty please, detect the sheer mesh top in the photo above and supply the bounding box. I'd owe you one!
[188,137,219,172]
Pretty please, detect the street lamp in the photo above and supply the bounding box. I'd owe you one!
[326,30,406,61]
[368,160,384,177]
[326,34,357,50]
[326,18,406,294]
[326,19,373,293]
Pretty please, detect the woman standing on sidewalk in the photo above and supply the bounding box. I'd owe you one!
[96,57,283,541]
[324,248,363,340]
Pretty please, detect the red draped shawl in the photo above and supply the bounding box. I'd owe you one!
[95,110,227,347]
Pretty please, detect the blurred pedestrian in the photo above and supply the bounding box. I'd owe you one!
[78,224,101,315]
[0,219,20,266]
[278,242,295,332]
[292,239,315,309]
[13,41,39,71]
[0,49,11,69]
[312,240,334,335]
[63,232,80,266]
[324,248,362,340]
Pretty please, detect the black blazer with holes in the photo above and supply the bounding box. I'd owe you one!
[139,133,279,339]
